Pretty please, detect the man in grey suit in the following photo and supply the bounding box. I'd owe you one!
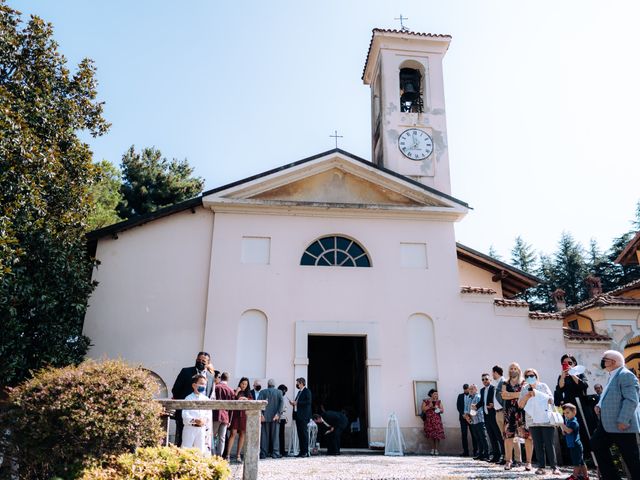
[259,378,285,459]
[592,350,640,480]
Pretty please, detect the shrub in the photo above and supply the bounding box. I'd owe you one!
[80,445,231,480]
[3,359,164,478]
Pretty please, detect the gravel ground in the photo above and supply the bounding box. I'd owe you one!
[228,454,588,479]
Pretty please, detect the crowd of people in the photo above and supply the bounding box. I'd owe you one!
[170,349,639,479]
[170,351,349,462]
[421,350,639,480]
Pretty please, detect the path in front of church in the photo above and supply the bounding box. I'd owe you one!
[229,454,590,479]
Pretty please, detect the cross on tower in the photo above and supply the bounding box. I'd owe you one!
[329,130,343,148]
[394,14,409,31]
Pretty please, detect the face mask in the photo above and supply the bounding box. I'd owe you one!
[197,385,206,393]
[600,358,607,369]
[525,376,536,385]
[254,385,261,392]
[195,361,206,371]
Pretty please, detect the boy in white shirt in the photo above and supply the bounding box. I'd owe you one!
[182,373,213,456]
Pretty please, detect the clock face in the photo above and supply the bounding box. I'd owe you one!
[398,129,433,160]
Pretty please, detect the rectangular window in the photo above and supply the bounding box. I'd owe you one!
[241,236,271,265]
[400,242,428,269]
[568,320,579,330]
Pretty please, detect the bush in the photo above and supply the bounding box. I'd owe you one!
[3,359,164,478]
[80,446,231,480]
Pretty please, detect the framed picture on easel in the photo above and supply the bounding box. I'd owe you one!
[413,380,438,416]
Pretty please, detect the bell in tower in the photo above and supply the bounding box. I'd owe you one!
[399,68,423,113]
[362,29,452,195]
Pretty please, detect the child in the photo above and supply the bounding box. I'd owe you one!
[560,403,588,480]
[182,373,213,456]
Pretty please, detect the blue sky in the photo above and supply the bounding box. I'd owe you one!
[12,0,640,260]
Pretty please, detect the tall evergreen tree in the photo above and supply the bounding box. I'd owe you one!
[510,236,537,303]
[117,146,204,219]
[0,2,109,386]
[550,232,588,307]
[86,160,123,231]
[586,239,620,293]
[511,236,537,273]
[488,245,503,261]
[608,199,640,287]
[530,253,555,311]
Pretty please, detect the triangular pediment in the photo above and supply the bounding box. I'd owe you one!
[248,168,429,207]
[202,150,469,220]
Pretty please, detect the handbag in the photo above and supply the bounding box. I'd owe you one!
[547,407,564,426]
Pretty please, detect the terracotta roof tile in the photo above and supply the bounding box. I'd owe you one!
[562,292,640,315]
[362,28,452,80]
[607,277,640,296]
[529,311,563,320]
[460,286,497,295]
[494,298,529,308]
[563,328,611,342]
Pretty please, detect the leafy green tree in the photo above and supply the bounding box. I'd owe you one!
[86,160,124,231]
[117,146,204,219]
[0,2,109,386]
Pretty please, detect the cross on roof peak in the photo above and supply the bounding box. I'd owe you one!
[329,130,343,148]
[394,14,409,32]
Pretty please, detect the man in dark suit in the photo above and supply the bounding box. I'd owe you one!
[290,377,312,457]
[250,379,262,400]
[171,351,214,446]
[259,379,285,458]
[456,383,474,456]
[313,411,348,455]
[474,373,503,463]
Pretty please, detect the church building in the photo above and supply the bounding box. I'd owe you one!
[84,28,621,452]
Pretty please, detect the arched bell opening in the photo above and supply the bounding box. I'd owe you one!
[399,67,424,113]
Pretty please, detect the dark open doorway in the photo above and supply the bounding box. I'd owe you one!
[307,335,368,448]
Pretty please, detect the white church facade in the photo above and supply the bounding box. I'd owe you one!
[84,29,616,452]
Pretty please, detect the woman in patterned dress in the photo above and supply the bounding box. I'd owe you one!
[501,362,533,471]
[226,377,251,462]
[422,389,445,455]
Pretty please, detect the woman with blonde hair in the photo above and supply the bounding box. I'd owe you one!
[501,362,533,470]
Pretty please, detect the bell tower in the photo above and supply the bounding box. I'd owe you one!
[363,29,452,194]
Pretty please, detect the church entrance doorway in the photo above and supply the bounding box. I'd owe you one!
[307,335,368,448]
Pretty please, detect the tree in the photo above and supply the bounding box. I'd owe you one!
[488,245,502,261]
[117,146,203,219]
[550,232,588,307]
[510,236,537,274]
[510,236,537,303]
[86,160,123,231]
[0,2,109,386]
[606,200,640,288]
[586,239,620,293]
[529,253,555,311]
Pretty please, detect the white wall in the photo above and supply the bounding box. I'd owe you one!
[83,207,214,390]
[84,206,568,452]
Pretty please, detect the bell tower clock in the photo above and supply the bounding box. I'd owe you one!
[363,29,452,194]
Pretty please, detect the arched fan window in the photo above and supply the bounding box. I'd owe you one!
[300,235,371,267]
